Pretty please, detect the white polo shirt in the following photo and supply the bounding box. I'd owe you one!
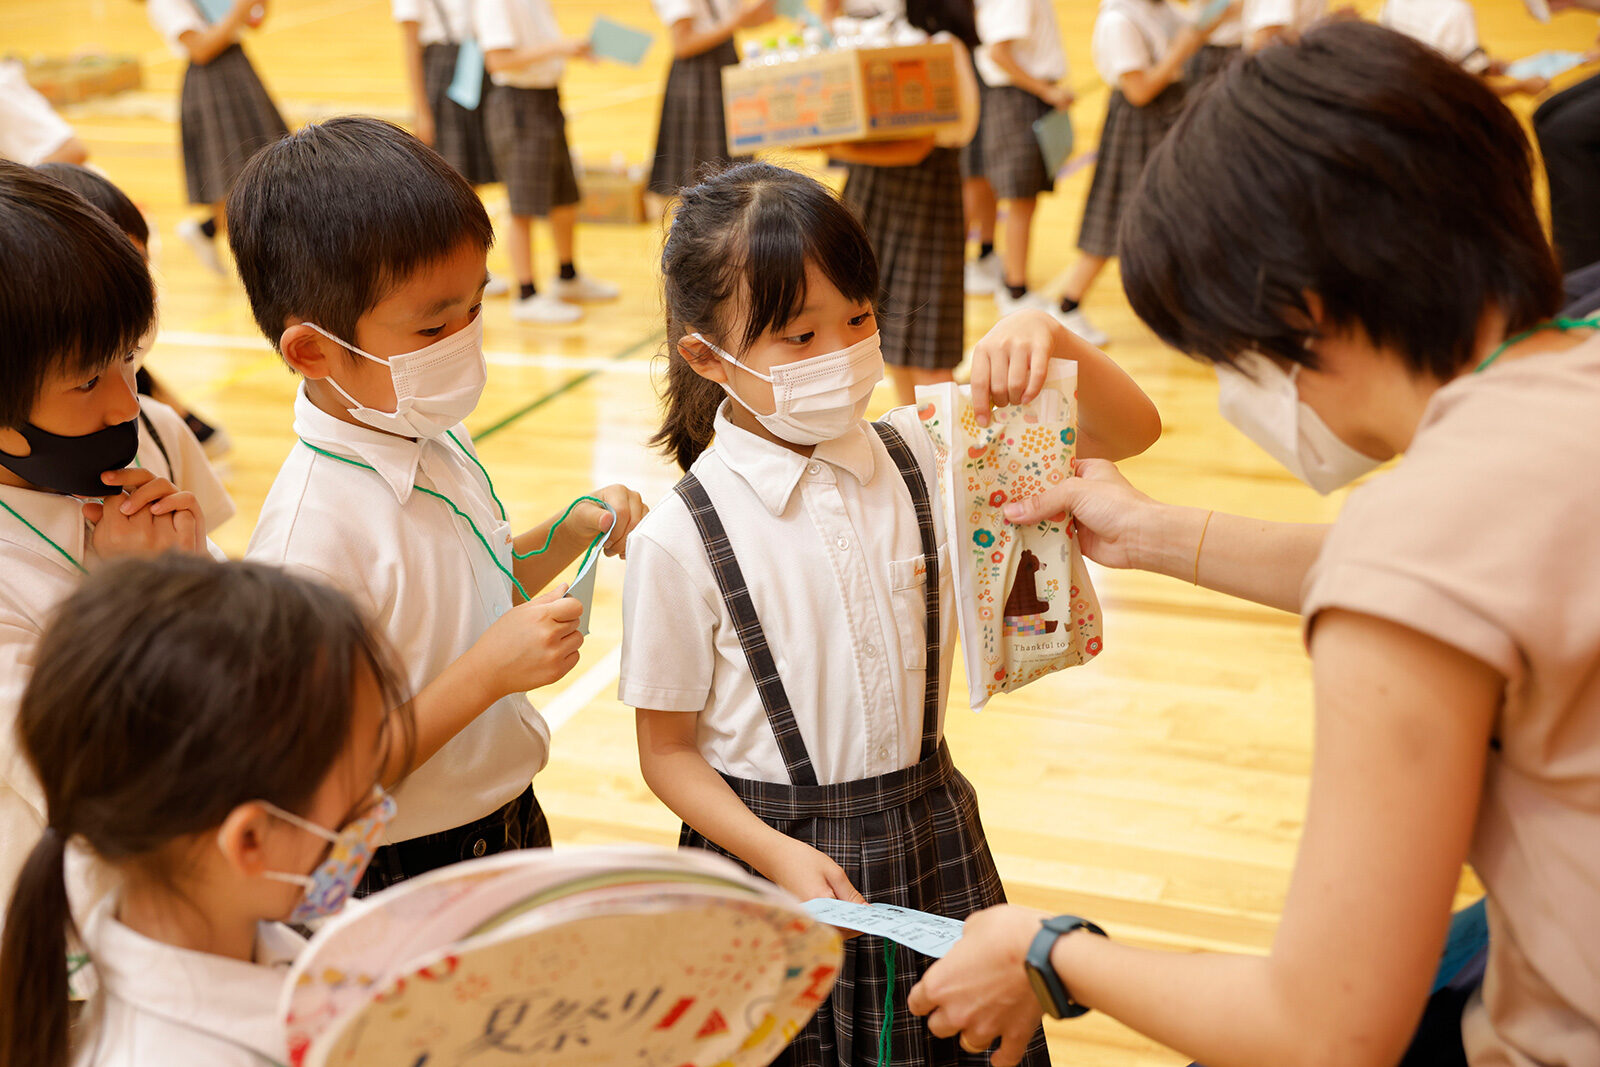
[0,416,230,926]
[975,0,1069,87]
[394,0,471,45]
[619,405,956,786]
[72,898,302,1067]
[474,0,566,87]
[0,61,75,165]
[246,387,549,844]
[1093,0,1185,85]
[1379,0,1490,73]
[145,0,208,56]
[651,0,735,32]
[1242,0,1328,40]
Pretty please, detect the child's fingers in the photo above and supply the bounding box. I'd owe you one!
[542,595,584,624]
[826,866,866,904]
[530,584,570,605]
[99,466,155,491]
[81,501,105,525]
[171,508,200,553]
[148,489,200,518]
[1023,342,1051,404]
[117,477,180,516]
[1006,342,1032,406]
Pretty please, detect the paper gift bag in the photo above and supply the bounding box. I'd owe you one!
[917,367,1103,710]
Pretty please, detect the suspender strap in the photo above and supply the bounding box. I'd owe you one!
[675,472,819,787]
[871,421,942,762]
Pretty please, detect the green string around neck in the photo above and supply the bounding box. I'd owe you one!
[879,939,896,1067]
[297,438,609,603]
[0,498,87,575]
[1476,315,1600,373]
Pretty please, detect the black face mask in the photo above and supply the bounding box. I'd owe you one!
[0,419,139,497]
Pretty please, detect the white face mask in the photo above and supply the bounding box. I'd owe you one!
[1216,351,1382,495]
[305,316,487,440]
[693,331,883,446]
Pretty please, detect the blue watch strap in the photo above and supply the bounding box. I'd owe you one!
[1025,915,1106,1019]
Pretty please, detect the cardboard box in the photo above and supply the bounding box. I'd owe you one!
[21,55,142,108]
[721,40,961,154]
[578,166,647,225]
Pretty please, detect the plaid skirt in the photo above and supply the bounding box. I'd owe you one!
[681,743,1052,1067]
[179,44,288,206]
[648,40,747,195]
[422,42,498,186]
[980,85,1054,200]
[484,84,581,218]
[1184,43,1240,87]
[1076,84,1186,258]
[843,147,965,370]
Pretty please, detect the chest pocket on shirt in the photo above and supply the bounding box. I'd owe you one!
[890,555,931,671]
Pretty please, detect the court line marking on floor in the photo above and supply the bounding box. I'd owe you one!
[473,330,665,442]
[541,644,623,735]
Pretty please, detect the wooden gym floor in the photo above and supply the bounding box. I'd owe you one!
[4,1,1591,1061]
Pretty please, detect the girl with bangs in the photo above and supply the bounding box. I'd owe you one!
[621,161,1159,1065]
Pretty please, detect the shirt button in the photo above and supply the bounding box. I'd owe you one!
[877,746,889,760]
[836,536,850,551]
[863,643,878,658]
[472,838,488,858]
[807,462,822,475]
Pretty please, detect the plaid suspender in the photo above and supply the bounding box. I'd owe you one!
[674,420,943,786]
[677,471,820,786]
[871,421,942,763]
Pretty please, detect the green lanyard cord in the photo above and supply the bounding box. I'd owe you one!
[0,498,87,575]
[879,939,896,1067]
[1476,315,1600,373]
[444,431,611,570]
[297,439,608,603]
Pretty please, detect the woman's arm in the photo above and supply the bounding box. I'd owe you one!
[398,20,436,146]
[175,0,258,66]
[669,0,777,59]
[1118,24,1208,106]
[988,40,1073,109]
[818,136,937,167]
[1003,460,1327,613]
[637,709,864,901]
[483,37,590,76]
[912,611,1500,1067]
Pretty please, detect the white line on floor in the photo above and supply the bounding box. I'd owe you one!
[540,644,623,735]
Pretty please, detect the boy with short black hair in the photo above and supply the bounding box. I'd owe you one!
[230,117,645,890]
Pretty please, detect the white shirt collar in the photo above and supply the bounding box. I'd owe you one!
[83,897,303,1063]
[710,402,877,516]
[0,481,91,575]
[292,383,434,504]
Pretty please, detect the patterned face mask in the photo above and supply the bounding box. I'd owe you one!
[258,787,395,924]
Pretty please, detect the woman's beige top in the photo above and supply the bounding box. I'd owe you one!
[1302,332,1600,1066]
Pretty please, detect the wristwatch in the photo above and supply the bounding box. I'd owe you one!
[1024,915,1107,1019]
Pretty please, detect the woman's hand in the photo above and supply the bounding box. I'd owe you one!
[908,905,1051,1067]
[1003,458,1163,570]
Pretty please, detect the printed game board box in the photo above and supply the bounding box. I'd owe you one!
[721,40,961,154]
[577,164,646,225]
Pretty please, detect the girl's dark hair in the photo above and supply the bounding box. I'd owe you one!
[651,162,880,470]
[0,159,155,428]
[904,0,979,50]
[0,556,415,1067]
[1120,21,1563,381]
[33,163,149,248]
[226,116,494,350]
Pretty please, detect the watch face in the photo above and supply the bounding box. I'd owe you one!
[1026,964,1064,1020]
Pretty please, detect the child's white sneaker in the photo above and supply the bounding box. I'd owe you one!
[177,218,226,277]
[511,291,583,324]
[1052,306,1109,347]
[550,274,620,302]
[964,252,1002,295]
[995,287,1048,318]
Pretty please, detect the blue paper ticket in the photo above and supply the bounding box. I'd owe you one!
[591,17,654,67]
[1506,51,1589,81]
[803,899,965,958]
